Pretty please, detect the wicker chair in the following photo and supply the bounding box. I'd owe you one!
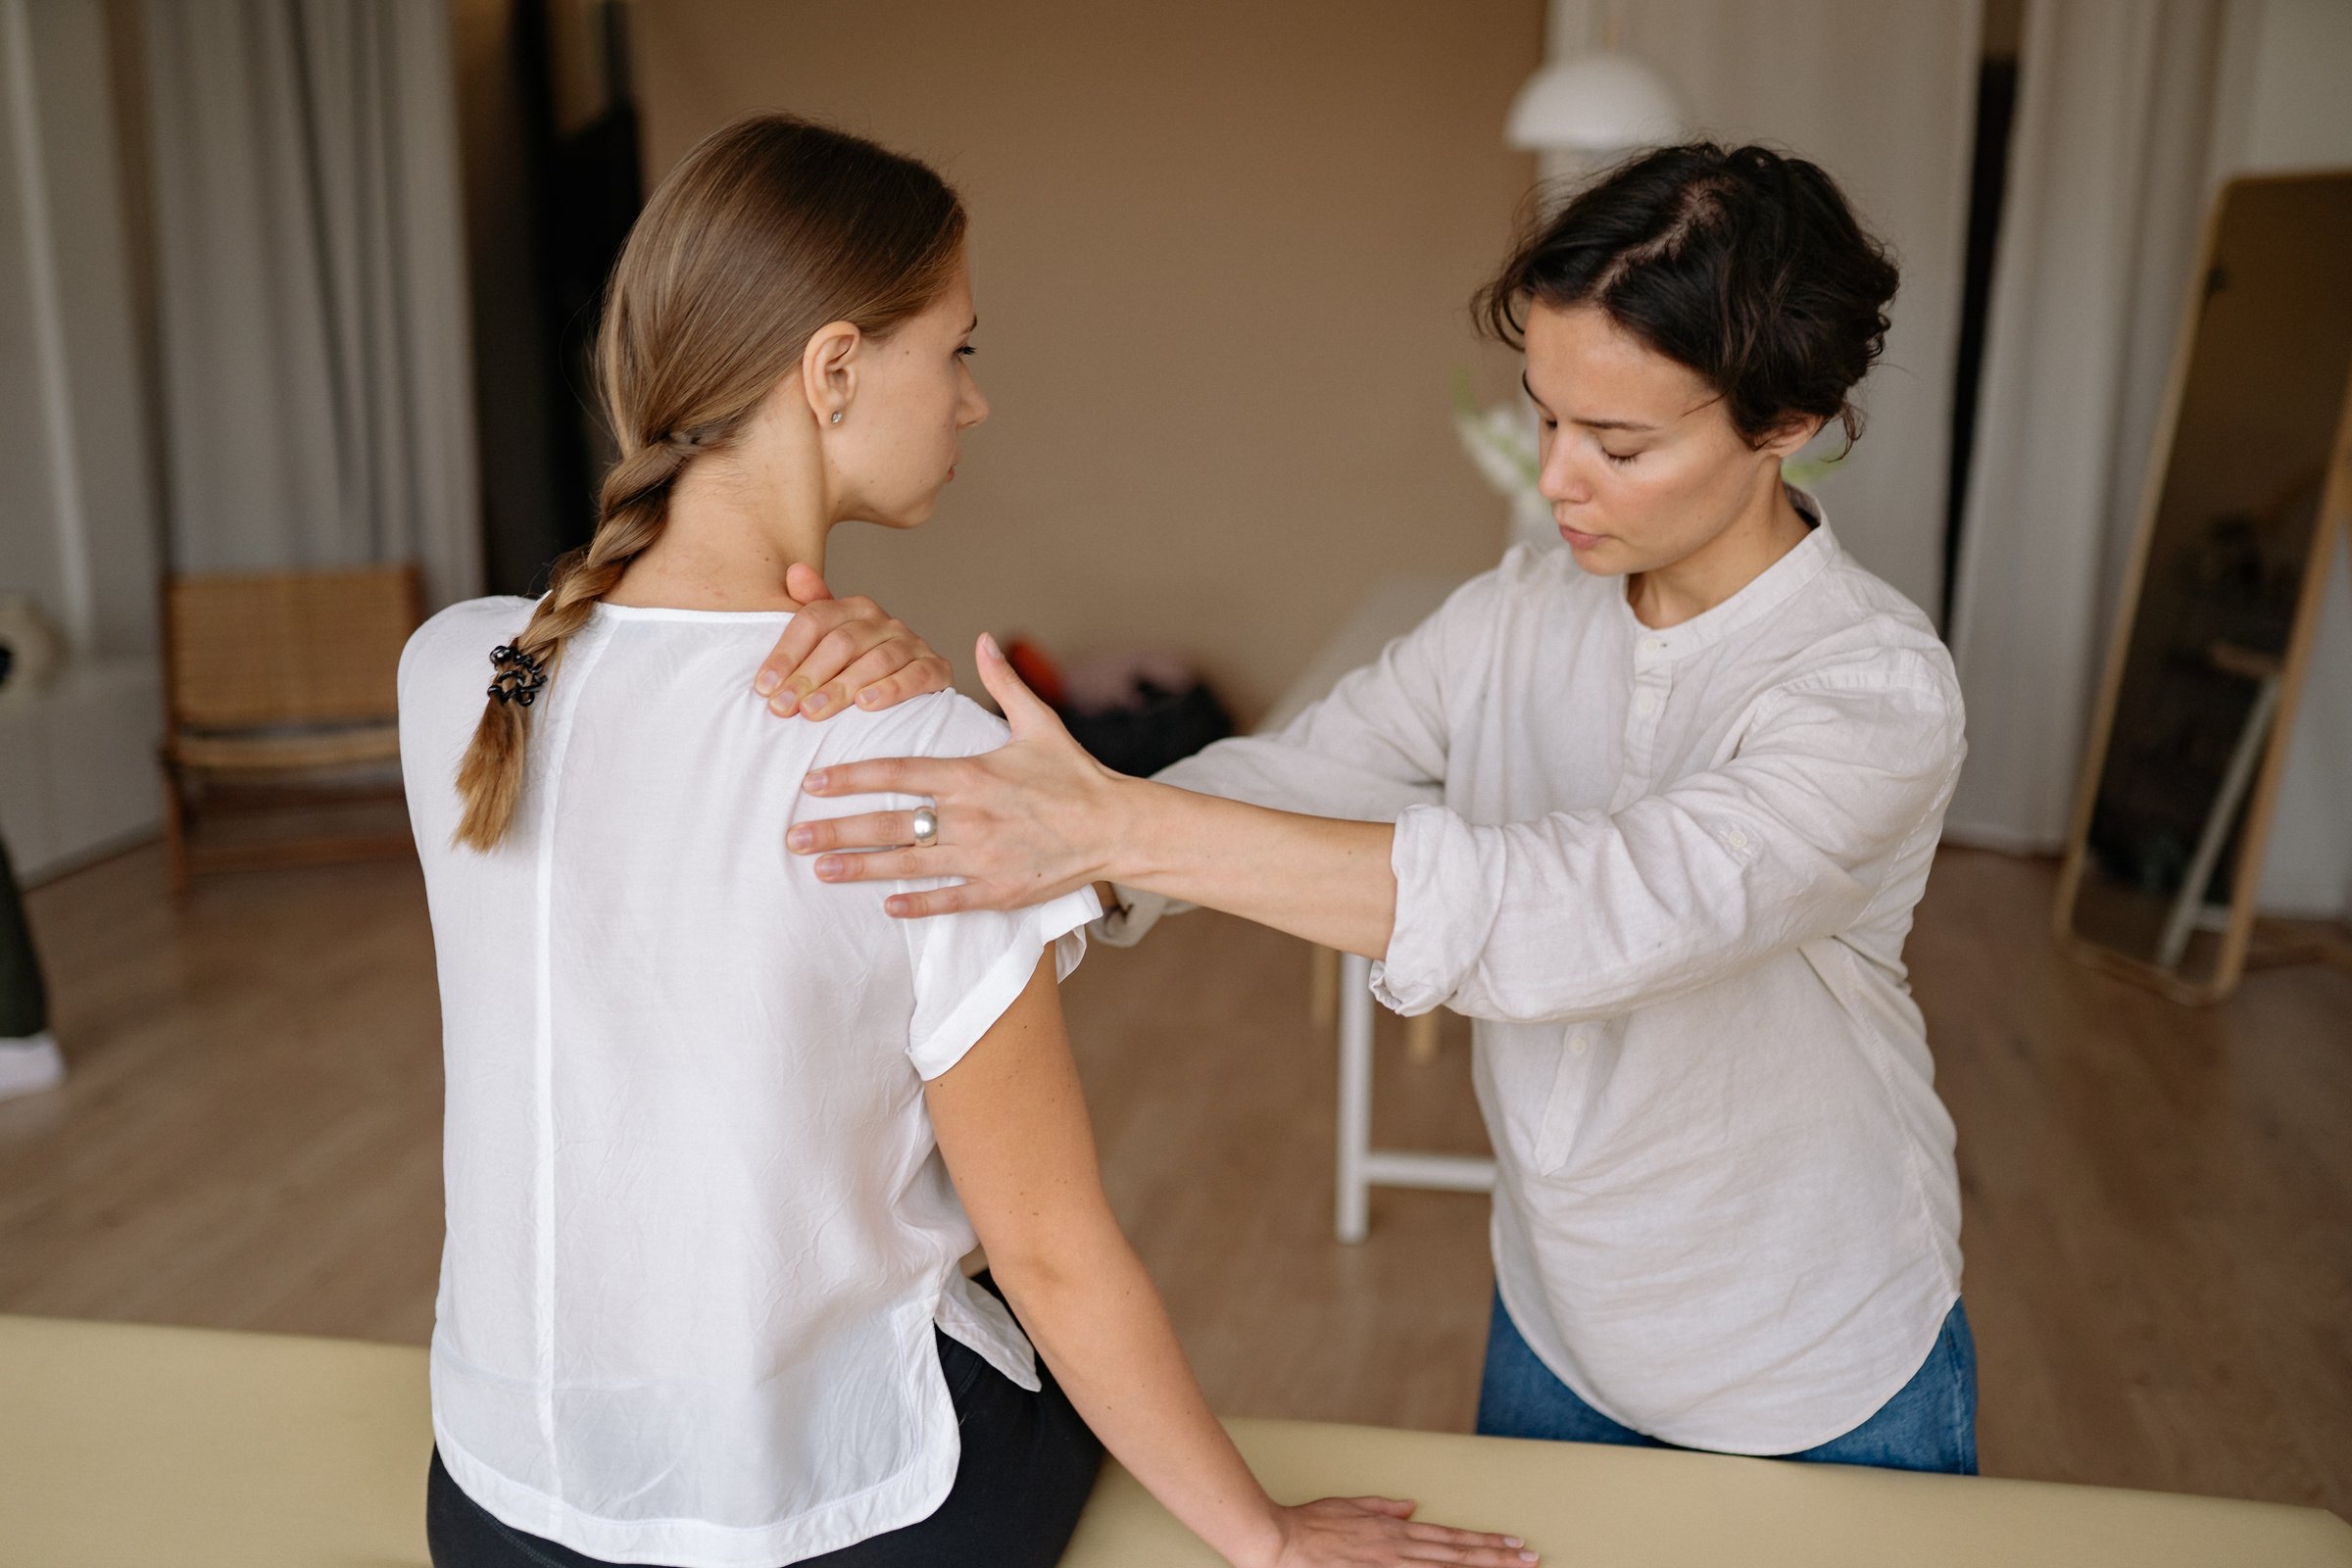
[159,565,423,895]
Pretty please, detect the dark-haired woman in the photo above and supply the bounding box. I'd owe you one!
[768,143,1978,1475]
[402,114,1532,1568]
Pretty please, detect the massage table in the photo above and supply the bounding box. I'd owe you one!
[4,1314,2346,1567]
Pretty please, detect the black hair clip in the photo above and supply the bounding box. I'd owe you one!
[487,643,548,707]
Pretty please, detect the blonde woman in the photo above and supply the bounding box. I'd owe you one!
[400,116,1530,1568]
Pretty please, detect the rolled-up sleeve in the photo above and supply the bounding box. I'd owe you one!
[1373,661,1964,1023]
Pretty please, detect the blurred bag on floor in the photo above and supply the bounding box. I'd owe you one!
[1000,641,1233,779]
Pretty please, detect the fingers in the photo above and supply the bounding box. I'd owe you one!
[883,884,992,919]
[755,613,831,709]
[1401,1524,1518,1544]
[754,596,890,714]
[805,851,1021,919]
[974,632,1061,733]
[1399,1544,1539,1565]
[842,655,956,715]
[1351,1497,1418,1519]
[1410,1543,1540,1566]
[1400,1522,1537,1562]
[783,619,895,717]
[797,849,1018,918]
[784,562,834,605]
[793,859,1003,919]
[805,642,951,722]
[1297,1498,1536,1565]
[811,848,934,884]
[786,811,917,856]
[757,603,859,710]
[803,757,960,799]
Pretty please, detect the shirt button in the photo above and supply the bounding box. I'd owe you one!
[1643,637,1666,654]
[1635,690,1659,716]
[1569,1033,1590,1055]
[1725,828,1751,851]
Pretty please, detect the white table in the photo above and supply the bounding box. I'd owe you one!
[1261,573,1496,1243]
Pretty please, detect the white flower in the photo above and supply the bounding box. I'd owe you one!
[1452,374,1544,509]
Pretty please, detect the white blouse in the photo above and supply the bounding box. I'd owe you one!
[1105,493,1967,1454]
[399,599,1095,1567]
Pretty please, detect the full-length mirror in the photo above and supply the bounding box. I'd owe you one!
[2058,172,2352,1003]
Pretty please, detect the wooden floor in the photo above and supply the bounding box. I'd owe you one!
[3,842,2346,1517]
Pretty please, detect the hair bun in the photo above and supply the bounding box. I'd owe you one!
[1475,141,1899,453]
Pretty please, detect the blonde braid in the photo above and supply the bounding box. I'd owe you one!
[448,113,968,852]
[451,436,695,851]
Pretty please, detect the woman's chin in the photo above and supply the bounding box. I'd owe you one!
[1560,529,1630,575]
[856,501,938,531]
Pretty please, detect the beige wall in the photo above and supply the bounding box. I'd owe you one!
[632,0,1542,721]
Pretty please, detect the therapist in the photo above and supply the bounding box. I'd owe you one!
[763,141,1976,1475]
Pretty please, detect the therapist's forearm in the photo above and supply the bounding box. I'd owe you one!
[1105,777,1397,959]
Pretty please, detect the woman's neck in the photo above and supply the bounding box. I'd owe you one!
[1625,469,1811,629]
[605,456,832,612]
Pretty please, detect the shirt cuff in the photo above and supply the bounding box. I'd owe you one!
[1369,803,1493,1016]
[1089,884,1194,948]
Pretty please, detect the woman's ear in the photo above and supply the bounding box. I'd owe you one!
[1757,413,1829,462]
[802,320,862,427]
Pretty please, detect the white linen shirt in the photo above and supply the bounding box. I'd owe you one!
[399,598,1095,1567]
[1104,494,1966,1453]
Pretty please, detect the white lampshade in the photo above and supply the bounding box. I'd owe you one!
[1505,53,1685,153]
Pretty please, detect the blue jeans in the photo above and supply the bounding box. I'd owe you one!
[1476,1291,1978,1475]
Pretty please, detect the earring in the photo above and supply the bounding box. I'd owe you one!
[830,410,843,424]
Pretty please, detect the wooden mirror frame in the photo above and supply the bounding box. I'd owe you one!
[2052,171,2352,1006]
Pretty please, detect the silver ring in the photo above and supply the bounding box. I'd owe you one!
[911,806,939,848]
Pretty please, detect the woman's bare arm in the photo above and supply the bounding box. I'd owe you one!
[928,956,1534,1568]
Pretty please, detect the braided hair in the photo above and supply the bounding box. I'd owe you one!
[453,115,966,851]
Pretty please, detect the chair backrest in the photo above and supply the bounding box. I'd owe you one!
[165,565,423,730]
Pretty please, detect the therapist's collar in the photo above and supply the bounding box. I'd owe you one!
[1618,485,1838,667]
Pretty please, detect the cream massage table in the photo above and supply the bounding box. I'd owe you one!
[3,1315,2346,1567]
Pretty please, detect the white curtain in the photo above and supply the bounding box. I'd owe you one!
[1543,0,1983,619]
[1947,0,2352,921]
[141,0,480,608]
[1941,0,2253,854]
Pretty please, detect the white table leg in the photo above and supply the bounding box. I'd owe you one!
[1334,953,1496,1245]
[1335,952,1375,1243]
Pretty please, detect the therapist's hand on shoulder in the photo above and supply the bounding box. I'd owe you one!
[791,631,1123,916]
[753,564,955,718]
